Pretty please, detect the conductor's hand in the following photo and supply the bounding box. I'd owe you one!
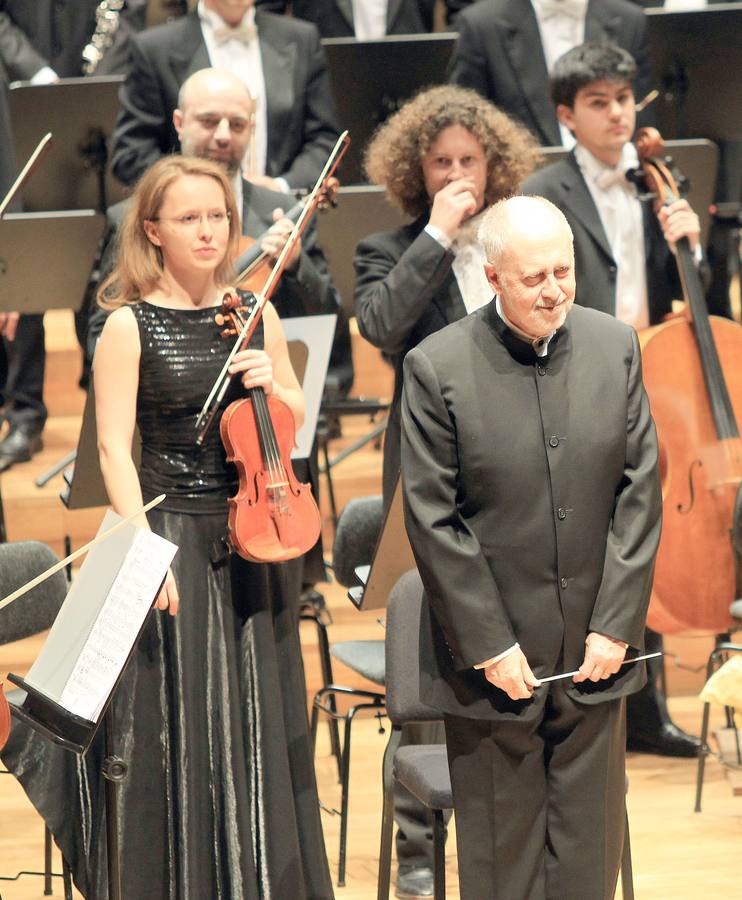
[428,179,479,242]
[155,567,180,616]
[573,632,627,684]
[0,312,19,341]
[658,199,700,255]
[229,348,274,393]
[261,208,301,272]
[483,648,541,701]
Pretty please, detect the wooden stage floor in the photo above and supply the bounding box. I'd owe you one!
[1,312,741,898]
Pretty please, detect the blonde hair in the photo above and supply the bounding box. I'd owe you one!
[97,155,240,309]
[364,85,542,219]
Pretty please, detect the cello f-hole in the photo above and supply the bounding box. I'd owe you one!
[677,458,703,515]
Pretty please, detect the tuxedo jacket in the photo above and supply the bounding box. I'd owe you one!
[87,180,352,392]
[0,0,147,79]
[255,0,435,35]
[110,10,339,189]
[354,217,468,505]
[448,0,654,146]
[523,152,682,325]
[401,302,662,721]
[0,0,98,78]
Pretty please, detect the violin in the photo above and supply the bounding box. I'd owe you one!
[631,128,742,634]
[231,178,340,295]
[216,292,321,562]
[195,130,350,564]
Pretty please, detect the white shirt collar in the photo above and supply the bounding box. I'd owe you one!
[574,141,640,188]
[531,0,589,20]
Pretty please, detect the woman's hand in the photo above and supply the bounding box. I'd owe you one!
[229,348,274,393]
[154,567,180,616]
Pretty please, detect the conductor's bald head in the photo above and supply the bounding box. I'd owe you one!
[173,68,255,176]
[480,196,576,339]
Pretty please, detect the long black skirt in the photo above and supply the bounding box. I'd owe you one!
[1,509,334,900]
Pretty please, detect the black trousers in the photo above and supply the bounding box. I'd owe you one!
[1,313,46,430]
[444,684,626,900]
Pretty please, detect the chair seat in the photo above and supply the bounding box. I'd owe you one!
[330,640,386,685]
[394,743,452,811]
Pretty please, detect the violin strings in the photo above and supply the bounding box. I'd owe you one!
[253,389,283,483]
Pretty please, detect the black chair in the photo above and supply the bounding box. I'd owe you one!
[694,599,742,812]
[377,569,449,900]
[376,569,636,900]
[311,494,386,887]
[0,540,73,898]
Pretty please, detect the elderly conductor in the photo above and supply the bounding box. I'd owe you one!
[401,196,662,899]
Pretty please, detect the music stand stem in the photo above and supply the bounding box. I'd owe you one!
[103,708,126,900]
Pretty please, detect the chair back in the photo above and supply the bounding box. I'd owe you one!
[0,542,66,645]
[385,569,441,727]
[332,494,384,587]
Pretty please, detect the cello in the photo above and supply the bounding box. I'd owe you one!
[632,128,742,635]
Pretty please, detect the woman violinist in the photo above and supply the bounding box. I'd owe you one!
[2,155,334,899]
[95,154,332,899]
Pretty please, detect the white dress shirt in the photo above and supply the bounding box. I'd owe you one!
[351,0,388,40]
[425,214,493,315]
[531,0,588,148]
[575,142,650,330]
[198,1,268,178]
[664,0,707,9]
[231,173,244,228]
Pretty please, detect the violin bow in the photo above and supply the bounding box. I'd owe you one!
[0,132,53,219]
[195,130,351,444]
[0,494,166,612]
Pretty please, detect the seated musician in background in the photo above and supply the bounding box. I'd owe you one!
[523,41,705,757]
[354,84,541,899]
[253,0,437,36]
[89,66,351,403]
[448,0,654,148]
[356,84,541,506]
[111,0,339,192]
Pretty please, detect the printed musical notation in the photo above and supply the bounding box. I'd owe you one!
[59,529,176,721]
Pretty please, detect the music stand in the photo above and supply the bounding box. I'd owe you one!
[538,139,719,246]
[349,476,416,611]
[0,211,105,311]
[8,76,127,212]
[7,511,176,900]
[646,4,742,141]
[316,186,407,318]
[322,34,457,185]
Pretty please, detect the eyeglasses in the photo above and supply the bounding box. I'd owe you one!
[150,210,231,229]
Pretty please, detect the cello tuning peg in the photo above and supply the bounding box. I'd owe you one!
[215,313,226,326]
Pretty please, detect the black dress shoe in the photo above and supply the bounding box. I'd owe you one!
[395,865,434,899]
[0,425,43,471]
[627,721,701,758]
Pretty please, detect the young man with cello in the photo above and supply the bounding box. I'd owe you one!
[523,41,704,757]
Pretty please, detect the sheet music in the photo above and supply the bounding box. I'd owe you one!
[59,528,177,721]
